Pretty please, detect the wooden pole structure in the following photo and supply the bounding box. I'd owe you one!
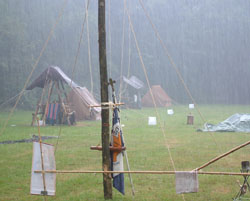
[195,140,250,171]
[42,81,54,124]
[98,0,112,199]
[35,170,250,177]
[36,118,47,200]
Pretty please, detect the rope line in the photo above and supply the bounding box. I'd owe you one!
[0,90,28,109]
[138,0,205,123]
[118,1,126,102]
[86,0,93,94]
[125,0,177,173]
[108,0,112,78]
[0,0,68,136]
[70,0,90,85]
[55,0,90,154]
[35,170,250,176]
[125,1,185,199]
[137,0,240,182]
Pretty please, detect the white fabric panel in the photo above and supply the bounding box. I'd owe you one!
[30,142,56,196]
[175,171,199,194]
[113,153,124,177]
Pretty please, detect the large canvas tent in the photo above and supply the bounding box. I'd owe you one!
[67,87,101,121]
[141,85,171,107]
[26,66,78,90]
[27,66,101,125]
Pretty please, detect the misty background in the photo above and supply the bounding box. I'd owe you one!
[1,0,250,108]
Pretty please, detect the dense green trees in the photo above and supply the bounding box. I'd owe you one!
[0,0,250,107]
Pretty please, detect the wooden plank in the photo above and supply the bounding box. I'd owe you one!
[90,146,126,151]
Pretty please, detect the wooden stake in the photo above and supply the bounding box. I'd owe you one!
[98,0,112,199]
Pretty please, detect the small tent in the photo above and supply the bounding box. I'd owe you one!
[141,85,171,107]
[121,75,144,109]
[67,87,101,121]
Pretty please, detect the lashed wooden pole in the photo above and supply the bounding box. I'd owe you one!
[195,140,250,171]
[35,170,250,177]
[98,0,112,199]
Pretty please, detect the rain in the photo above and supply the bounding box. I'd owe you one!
[0,0,250,200]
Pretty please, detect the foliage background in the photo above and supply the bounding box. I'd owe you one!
[0,0,250,107]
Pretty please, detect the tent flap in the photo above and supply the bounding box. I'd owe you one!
[68,87,101,121]
[26,66,78,90]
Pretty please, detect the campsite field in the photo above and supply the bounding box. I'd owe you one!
[0,105,250,201]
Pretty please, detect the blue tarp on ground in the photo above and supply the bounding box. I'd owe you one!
[201,113,250,132]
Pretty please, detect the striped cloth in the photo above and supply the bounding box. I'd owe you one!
[45,103,60,125]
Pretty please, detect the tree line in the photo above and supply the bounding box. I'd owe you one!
[1,0,250,108]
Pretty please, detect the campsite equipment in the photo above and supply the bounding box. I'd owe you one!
[233,161,250,200]
[141,85,171,107]
[187,114,194,125]
[201,113,250,132]
[90,79,135,196]
[26,66,101,126]
[30,118,56,198]
[109,78,135,195]
[189,104,194,109]
[121,75,144,109]
[148,116,157,125]
[67,87,101,121]
[242,161,250,172]
[175,171,199,194]
[167,109,174,115]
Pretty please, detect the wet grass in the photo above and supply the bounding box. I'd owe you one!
[0,105,250,201]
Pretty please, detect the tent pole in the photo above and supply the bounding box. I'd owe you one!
[55,82,71,125]
[31,80,48,126]
[120,118,135,195]
[124,150,135,196]
[42,81,54,124]
[59,80,69,104]
[98,0,112,199]
[31,92,43,126]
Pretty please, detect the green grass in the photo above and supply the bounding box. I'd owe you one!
[0,105,250,201]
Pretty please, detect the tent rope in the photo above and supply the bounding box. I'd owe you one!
[70,0,90,87]
[0,90,28,109]
[125,1,185,199]
[137,0,240,181]
[125,0,177,171]
[108,0,112,78]
[138,0,205,124]
[0,0,68,136]
[86,0,94,94]
[118,1,126,102]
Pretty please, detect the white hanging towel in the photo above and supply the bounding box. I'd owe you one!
[175,171,199,194]
[30,142,56,196]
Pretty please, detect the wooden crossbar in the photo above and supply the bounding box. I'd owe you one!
[90,146,126,151]
[34,170,250,176]
[89,102,124,108]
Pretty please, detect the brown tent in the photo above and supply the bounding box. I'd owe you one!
[68,87,101,121]
[141,85,171,107]
[27,66,101,125]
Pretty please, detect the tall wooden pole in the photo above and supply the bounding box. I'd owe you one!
[98,0,112,199]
